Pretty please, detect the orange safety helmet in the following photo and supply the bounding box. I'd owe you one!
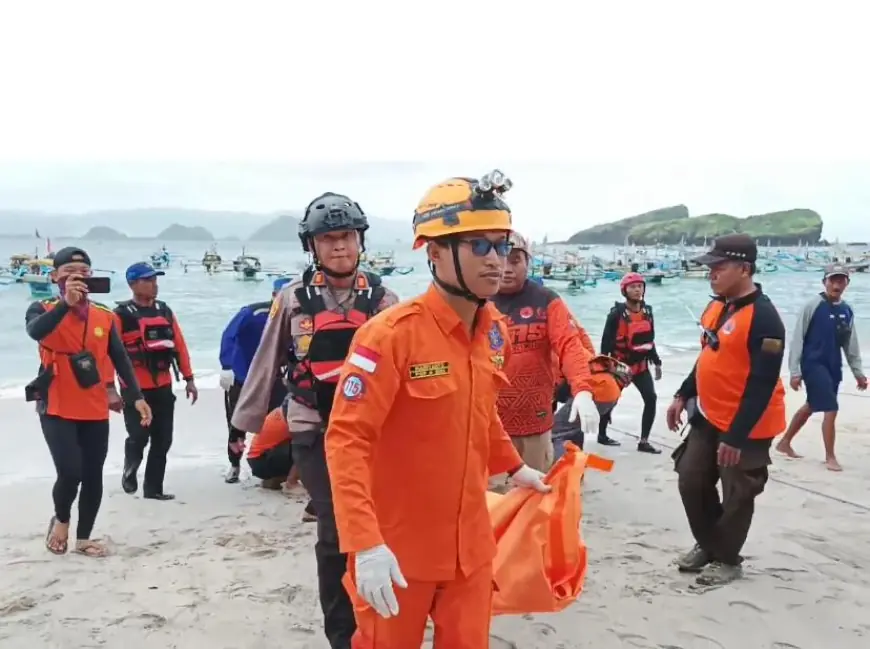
[412,170,513,249]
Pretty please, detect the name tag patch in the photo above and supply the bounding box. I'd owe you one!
[408,362,450,380]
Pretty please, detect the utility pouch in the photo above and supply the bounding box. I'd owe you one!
[25,366,55,402]
[69,350,101,389]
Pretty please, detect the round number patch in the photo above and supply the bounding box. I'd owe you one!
[341,373,366,401]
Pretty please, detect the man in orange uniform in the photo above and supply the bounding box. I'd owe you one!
[116,262,198,500]
[325,171,550,648]
[599,272,663,452]
[666,234,786,586]
[492,231,597,472]
[24,247,152,557]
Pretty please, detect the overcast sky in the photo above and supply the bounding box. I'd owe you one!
[1,1,868,241]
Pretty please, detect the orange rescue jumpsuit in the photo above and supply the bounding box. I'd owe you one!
[325,285,524,648]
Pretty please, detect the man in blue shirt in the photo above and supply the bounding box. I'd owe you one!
[777,264,867,471]
[220,276,292,483]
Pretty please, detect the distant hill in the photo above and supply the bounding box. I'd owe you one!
[156,224,215,241]
[0,207,411,242]
[247,211,409,244]
[248,213,302,241]
[626,208,823,245]
[567,206,689,245]
[82,225,128,240]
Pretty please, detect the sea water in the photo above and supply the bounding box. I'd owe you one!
[2,238,869,399]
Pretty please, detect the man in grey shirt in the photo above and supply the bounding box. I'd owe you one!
[776,265,866,470]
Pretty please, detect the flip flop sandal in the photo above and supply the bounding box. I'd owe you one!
[74,540,108,558]
[45,516,68,555]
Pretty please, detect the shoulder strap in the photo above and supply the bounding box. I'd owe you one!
[154,300,173,321]
[613,301,629,321]
[361,271,382,288]
[296,285,327,316]
[113,300,142,332]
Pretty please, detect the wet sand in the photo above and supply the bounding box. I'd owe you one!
[1,378,869,648]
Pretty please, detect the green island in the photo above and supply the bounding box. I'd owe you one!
[567,206,823,246]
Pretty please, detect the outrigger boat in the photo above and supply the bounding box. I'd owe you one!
[149,246,172,269]
[233,253,264,281]
[360,250,414,277]
[201,245,223,274]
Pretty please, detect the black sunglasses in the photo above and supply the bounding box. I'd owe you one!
[458,238,513,258]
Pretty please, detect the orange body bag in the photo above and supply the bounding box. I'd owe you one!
[486,443,613,615]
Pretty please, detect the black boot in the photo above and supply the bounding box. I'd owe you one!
[597,436,621,446]
[637,439,662,454]
[122,459,140,494]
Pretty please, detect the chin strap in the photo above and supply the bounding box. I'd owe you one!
[429,239,487,308]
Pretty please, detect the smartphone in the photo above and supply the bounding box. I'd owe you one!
[84,276,112,294]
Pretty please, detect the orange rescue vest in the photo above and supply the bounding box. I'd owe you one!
[288,271,384,419]
[37,299,115,421]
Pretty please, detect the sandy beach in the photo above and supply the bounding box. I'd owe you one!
[2,370,870,648]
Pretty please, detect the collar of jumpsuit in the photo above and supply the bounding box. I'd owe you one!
[424,284,503,341]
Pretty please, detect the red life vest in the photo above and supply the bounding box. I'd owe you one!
[115,300,178,376]
[288,271,384,419]
[613,302,654,373]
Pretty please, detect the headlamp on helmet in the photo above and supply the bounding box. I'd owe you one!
[476,169,512,195]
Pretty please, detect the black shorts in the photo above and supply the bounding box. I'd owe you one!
[247,439,292,480]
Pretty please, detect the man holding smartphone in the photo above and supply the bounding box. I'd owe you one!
[115,262,198,500]
[25,246,152,557]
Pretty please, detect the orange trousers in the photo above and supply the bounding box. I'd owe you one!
[350,563,493,648]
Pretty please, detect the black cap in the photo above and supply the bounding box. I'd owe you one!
[692,233,757,266]
[52,246,92,268]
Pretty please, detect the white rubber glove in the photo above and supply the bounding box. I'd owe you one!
[510,465,551,493]
[219,369,234,391]
[355,544,408,618]
[569,391,599,432]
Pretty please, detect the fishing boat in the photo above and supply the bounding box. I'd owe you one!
[360,251,414,277]
[2,257,54,284]
[149,246,172,269]
[201,245,223,274]
[233,253,263,281]
[28,281,58,299]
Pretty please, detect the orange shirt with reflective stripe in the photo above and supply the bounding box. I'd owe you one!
[325,285,524,582]
[38,300,116,420]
